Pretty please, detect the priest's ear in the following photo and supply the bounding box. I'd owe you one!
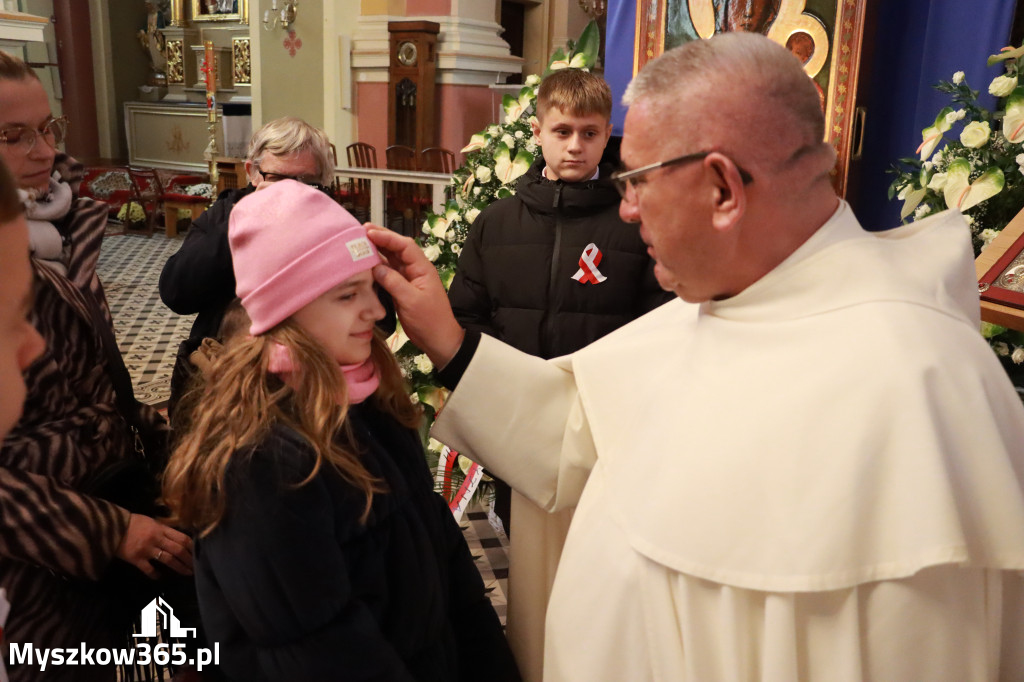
[704,152,748,232]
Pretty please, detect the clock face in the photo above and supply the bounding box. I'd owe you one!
[397,41,418,67]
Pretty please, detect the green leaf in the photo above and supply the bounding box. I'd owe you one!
[988,44,1024,67]
[572,20,600,67]
[899,187,927,220]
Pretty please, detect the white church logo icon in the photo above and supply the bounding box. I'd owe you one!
[133,597,197,639]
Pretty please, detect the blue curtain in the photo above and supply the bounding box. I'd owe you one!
[606,0,638,135]
[604,0,1017,228]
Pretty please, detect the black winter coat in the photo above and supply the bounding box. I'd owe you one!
[194,404,520,682]
[159,185,255,342]
[448,159,672,359]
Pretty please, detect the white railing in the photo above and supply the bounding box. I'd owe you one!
[333,167,454,228]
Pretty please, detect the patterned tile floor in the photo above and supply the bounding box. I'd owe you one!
[94,229,510,625]
[97,231,195,407]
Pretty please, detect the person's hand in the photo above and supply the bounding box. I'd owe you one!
[116,513,194,578]
[367,225,465,367]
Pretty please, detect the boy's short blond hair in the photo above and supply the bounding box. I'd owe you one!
[536,69,612,122]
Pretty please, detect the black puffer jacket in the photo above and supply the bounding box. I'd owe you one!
[194,404,520,682]
[448,159,672,359]
[159,185,255,341]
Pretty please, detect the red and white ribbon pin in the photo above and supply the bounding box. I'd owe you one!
[571,243,607,284]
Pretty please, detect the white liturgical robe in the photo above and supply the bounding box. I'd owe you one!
[433,203,1024,681]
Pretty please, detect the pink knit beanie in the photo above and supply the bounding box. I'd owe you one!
[229,180,382,335]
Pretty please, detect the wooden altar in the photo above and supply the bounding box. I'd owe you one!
[631,0,867,196]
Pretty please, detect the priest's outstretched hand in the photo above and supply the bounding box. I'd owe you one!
[368,225,465,368]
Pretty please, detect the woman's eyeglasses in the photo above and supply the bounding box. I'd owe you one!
[0,116,69,156]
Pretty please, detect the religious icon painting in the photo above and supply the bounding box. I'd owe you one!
[632,0,867,195]
[979,227,1024,315]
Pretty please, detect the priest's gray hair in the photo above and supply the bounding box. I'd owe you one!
[246,117,335,185]
[623,32,825,148]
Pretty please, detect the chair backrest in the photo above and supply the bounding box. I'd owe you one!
[125,166,164,235]
[385,145,417,171]
[419,147,455,175]
[346,142,377,169]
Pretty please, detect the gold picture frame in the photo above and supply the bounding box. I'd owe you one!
[191,0,248,24]
[633,0,867,196]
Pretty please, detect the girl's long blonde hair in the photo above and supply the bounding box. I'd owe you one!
[163,319,421,536]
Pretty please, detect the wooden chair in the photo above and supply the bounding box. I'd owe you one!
[125,166,163,236]
[345,142,377,220]
[385,145,420,232]
[161,174,210,238]
[419,147,455,175]
[419,146,456,208]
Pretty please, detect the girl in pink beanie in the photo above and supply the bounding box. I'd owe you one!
[163,181,519,682]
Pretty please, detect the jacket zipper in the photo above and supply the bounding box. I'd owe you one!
[541,184,564,358]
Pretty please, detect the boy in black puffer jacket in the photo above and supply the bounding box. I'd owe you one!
[445,67,672,682]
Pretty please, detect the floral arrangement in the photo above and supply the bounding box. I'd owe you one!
[889,43,1024,376]
[116,201,146,225]
[387,22,601,493]
[182,183,215,200]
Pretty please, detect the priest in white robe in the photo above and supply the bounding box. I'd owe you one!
[370,32,1024,682]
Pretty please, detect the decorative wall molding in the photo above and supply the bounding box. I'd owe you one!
[351,14,522,86]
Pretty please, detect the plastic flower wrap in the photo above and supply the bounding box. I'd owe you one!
[889,44,1024,376]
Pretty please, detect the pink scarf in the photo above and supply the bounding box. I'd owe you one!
[267,342,380,404]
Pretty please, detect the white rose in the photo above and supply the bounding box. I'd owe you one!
[525,74,541,87]
[475,166,493,183]
[960,120,991,148]
[488,125,500,136]
[421,220,431,235]
[952,71,965,84]
[422,243,442,262]
[1012,347,1024,364]
[515,130,524,139]
[1017,153,1024,166]
[979,228,1000,249]
[989,75,1018,97]
[526,141,538,153]
[414,354,434,374]
[465,207,481,224]
[451,243,462,255]
[445,229,456,241]
[473,187,482,196]
[409,392,421,405]
[956,109,966,120]
[994,341,1010,356]
[927,172,947,191]
[502,133,516,149]
[913,204,932,219]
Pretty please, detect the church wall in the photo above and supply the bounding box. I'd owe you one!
[435,84,494,164]
[406,0,451,16]
[257,0,324,128]
[354,81,390,156]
